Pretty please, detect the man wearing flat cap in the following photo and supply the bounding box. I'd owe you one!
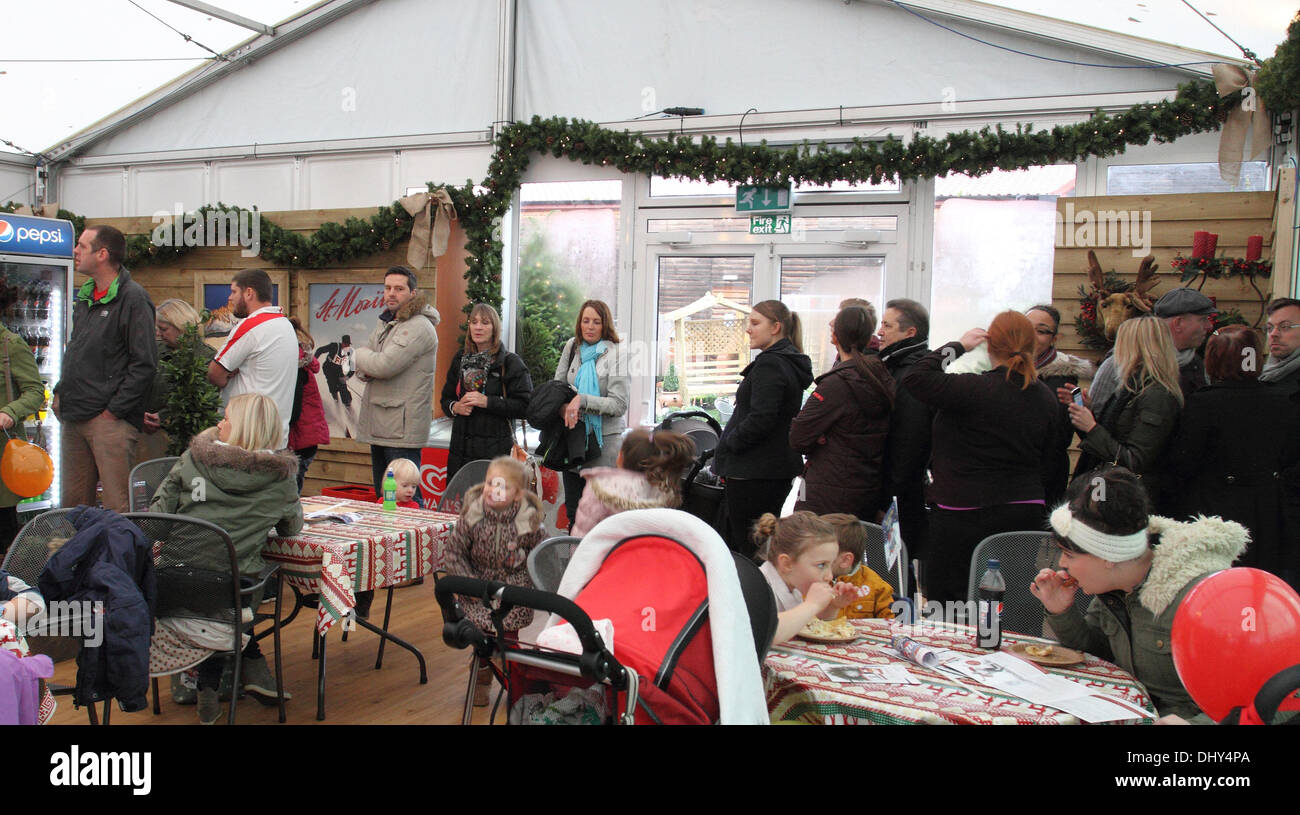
[1089,288,1216,409]
[1151,287,1216,400]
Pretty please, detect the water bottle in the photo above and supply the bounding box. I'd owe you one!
[382,468,397,510]
[977,558,1006,650]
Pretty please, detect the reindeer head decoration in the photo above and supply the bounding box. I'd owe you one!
[1087,250,1161,341]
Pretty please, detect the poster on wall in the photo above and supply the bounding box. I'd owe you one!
[308,282,384,439]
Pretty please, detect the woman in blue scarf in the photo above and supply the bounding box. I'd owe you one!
[555,300,629,530]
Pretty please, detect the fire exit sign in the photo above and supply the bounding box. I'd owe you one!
[735,184,792,213]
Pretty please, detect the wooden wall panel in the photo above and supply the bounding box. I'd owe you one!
[1052,192,1277,360]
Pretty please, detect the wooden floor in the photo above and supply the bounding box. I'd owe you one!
[46,580,507,726]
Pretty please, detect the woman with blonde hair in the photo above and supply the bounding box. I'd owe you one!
[150,392,302,722]
[140,297,217,460]
[1069,315,1183,500]
[440,302,533,484]
[905,311,1059,602]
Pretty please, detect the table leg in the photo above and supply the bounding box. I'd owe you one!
[353,613,428,684]
[374,585,395,670]
[316,632,327,721]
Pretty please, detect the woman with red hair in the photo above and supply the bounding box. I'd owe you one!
[905,311,1059,602]
[1166,325,1300,588]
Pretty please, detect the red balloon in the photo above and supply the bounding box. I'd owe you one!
[1,438,53,498]
[1172,568,1300,722]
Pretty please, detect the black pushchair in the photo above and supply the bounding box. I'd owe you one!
[657,410,725,533]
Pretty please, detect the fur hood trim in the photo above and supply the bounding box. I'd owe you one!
[1038,351,1094,380]
[189,427,299,478]
[394,291,441,326]
[582,467,677,511]
[461,482,544,535]
[1140,515,1250,617]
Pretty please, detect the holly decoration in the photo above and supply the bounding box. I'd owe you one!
[4,78,1239,333]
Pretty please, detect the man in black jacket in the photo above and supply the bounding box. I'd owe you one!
[54,226,157,513]
[877,299,932,576]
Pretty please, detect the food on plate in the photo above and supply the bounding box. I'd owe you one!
[1024,644,1055,658]
[801,618,855,639]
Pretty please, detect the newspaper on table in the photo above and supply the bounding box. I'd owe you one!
[946,651,1154,722]
[304,503,364,524]
[889,634,965,671]
[817,663,918,685]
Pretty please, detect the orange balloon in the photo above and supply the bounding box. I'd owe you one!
[2,438,54,497]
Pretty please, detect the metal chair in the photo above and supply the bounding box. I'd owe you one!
[438,459,492,513]
[125,512,285,725]
[0,508,106,723]
[965,530,1054,637]
[128,456,179,512]
[860,521,908,599]
[527,535,580,594]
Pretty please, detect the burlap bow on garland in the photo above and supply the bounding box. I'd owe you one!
[1212,63,1272,183]
[399,188,458,271]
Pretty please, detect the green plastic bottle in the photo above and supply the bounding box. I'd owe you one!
[382,467,397,510]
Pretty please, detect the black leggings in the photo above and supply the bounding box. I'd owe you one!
[723,478,793,558]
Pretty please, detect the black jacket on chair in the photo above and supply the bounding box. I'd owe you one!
[714,339,814,481]
[38,506,156,712]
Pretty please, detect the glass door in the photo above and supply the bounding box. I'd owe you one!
[652,254,755,424]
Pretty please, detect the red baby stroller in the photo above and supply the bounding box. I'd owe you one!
[435,508,776,724]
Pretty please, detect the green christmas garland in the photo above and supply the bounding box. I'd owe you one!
[4,78,1238,322]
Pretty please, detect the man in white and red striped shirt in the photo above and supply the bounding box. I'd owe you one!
[207,269,297,448]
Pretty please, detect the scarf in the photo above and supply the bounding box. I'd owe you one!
[1035,346,1058,369]
[460,349,493,393]
[1261,347,1300,384]
[576,341,606,446]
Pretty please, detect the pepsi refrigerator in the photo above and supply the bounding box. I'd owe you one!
[0,213,74,514]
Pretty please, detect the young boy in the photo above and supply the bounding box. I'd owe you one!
[823,513,895,619]
[387,458,422,509]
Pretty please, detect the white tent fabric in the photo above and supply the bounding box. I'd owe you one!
[514,0,1192,123]
[83,0,498,158]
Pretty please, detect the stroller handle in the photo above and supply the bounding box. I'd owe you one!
[435,575,621,683]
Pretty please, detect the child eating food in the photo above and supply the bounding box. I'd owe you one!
[822,513,895,620]
[753,512,860,643]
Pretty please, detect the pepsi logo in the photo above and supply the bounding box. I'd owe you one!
[0,220,13,243]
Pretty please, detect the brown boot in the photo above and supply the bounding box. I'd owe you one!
[473,664,493,707]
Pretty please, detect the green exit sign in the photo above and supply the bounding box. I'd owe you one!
[736,184,792,213]
[750,215,790,234]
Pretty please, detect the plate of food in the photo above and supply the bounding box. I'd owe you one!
[1008,642,1084,666]
[797,618,858,643]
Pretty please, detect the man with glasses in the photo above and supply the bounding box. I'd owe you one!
[1261,298,1300,390]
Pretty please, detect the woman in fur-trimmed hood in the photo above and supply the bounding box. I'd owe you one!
[1031,467,1248,721]
[150,393,303,576]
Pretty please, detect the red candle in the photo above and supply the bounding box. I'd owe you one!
[1246,235,1263,262]
[1206,233,1219,257]
[1192,231,1209,259]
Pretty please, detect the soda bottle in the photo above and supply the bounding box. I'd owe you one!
[977,558,1006,650]
[382,467,397,510]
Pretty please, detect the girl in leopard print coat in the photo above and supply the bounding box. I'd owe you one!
[443,456,547,633]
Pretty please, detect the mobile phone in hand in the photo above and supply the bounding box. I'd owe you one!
[1070,386,1083,407]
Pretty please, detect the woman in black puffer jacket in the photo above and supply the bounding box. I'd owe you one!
[714,300,813,557]
[440,304,533,484]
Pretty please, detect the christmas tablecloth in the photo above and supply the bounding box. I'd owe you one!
[765,618,1154,725]
[265,497,456,634]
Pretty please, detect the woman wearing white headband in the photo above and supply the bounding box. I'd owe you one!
[1031,466,1248,721]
